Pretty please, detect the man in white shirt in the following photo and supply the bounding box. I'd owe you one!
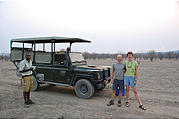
[19,52,35,108]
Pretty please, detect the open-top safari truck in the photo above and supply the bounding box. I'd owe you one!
[10,37,111,98]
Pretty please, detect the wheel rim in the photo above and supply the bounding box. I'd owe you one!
[80,84,88,93]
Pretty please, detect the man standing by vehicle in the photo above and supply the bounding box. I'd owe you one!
[107,54,125,107]
[19,53,35,108]
[124,51,146,110]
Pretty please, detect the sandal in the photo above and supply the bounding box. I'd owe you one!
[125,102,130,107]
[118,100,122,107]
[139,105,146,110]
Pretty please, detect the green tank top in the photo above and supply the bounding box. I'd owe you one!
[124,60,138,77]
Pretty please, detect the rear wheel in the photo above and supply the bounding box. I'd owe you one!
[75,79,94,99]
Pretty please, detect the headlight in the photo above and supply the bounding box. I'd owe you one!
[97,72,100,79]
[94,72,101,79]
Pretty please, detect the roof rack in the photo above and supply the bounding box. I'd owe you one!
[11,36,91,43]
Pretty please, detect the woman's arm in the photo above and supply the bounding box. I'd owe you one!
[134,66,138,85]
[135,66,138,80]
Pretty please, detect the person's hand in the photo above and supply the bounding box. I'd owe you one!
[111,79,114,84]
[134,80,137,85]
[30,67,34,70]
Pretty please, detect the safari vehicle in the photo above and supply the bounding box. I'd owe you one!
[10,37,111,99]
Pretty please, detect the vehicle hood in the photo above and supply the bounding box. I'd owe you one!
[74,65,111,71]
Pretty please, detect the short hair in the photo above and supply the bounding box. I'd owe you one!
[117,54,122,58]
[25,52,31,56]
[127,51,133,56]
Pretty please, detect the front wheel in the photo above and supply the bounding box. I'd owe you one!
[75,79,94,99]
[32,76,39,91]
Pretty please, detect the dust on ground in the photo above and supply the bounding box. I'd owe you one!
[0,59,179,119]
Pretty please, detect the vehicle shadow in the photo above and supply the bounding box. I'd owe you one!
[37,84,112,99]
[38,84,76,96]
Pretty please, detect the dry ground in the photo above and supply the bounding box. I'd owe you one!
[0,59,179,119]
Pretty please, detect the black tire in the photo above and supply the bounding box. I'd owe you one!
[75,79,94,99]
[32,76,39,91]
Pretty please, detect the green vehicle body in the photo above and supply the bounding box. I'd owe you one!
[10,37,111,98]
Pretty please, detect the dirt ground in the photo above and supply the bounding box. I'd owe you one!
[0,59,179,119]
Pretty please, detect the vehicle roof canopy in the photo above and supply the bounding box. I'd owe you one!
[11,36,91,44]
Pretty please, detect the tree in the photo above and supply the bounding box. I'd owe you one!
[148,50,155,62]
[158,52,164,60]
[166,52,174,59]
[83,52,89,60]
[176,53,179,60]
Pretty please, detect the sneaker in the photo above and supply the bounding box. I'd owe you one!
[139,105,146,110]
[125,102,130,107]
[118,100,121,107]
[107,99,114,106]
[27,99,35,104]
[24,102,30,108]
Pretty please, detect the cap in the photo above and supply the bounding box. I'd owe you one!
[25,52,31,56]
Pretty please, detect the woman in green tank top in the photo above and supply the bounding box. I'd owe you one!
[124,51,146,110]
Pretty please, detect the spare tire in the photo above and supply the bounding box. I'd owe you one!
[75,79,94,99]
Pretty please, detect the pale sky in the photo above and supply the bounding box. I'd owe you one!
[0,0,179,53]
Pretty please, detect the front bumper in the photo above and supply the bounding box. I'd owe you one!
[96,77,111,90]
[96,82,105,90]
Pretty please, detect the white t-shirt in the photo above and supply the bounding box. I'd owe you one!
[19,59,33,76]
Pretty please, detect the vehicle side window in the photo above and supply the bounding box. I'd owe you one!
[54,54,67,65]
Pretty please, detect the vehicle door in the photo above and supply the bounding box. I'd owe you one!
[52,53,72,84]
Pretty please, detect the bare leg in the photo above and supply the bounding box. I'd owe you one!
[126,85,130,102]
[23,92,28,102]
[132,87,142,105]
[119,91,122,100]
[111,90,116,99]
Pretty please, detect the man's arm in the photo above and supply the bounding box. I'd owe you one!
[111,69,114,83]
[124,65,126,73]
[19,62,33,73]
[19,68,33,73]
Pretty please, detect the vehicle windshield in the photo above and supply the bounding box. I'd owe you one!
[69,52,86,65]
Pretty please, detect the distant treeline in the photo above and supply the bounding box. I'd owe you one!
[0,50,179,62]
[0,53,10,61]
[82,50,179,62]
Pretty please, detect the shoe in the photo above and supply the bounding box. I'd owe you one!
[118,100,121,107]
[125,102,130,107]
[24,102,30,108]
[27,99,35,104]
[139,105,146,110]
[107,99,114,106]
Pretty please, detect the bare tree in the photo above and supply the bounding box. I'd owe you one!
[148,50,155,62]
[158,52,164,60]
[166,52,174,59]
[83,52,89,60]
[176,53,179,60]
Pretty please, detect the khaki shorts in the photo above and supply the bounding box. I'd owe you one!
[22,75,34,92]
